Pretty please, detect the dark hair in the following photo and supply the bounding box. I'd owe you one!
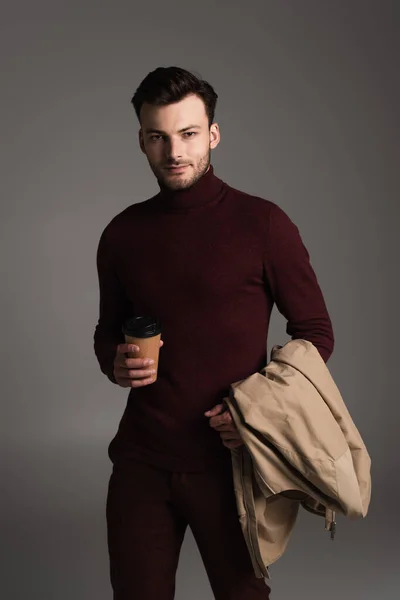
[131,66,218,126]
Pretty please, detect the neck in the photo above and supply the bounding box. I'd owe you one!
[155,164,225,212]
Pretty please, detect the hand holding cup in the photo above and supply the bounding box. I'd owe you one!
[113,339,163,388]
[113,316,163,388]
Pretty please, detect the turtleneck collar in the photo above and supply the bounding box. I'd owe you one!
[155,164,226,212]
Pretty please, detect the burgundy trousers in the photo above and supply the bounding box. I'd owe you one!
[106,455,271,599]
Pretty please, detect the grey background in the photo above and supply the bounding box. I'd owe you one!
[1,1,398,598]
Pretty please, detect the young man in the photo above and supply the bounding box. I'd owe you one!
[94,66,334,599]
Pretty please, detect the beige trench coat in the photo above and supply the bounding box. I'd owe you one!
[225,339,371,580]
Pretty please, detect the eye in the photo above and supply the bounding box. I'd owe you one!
[183,132,196,137]
[150,135,163,141]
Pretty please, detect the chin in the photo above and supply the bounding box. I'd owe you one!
[161,173,195,190]
[166,179,192,191]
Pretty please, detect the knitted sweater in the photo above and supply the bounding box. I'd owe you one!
[94,165,334,471]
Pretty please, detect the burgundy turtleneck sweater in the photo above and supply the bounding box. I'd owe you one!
[94,165,334,471]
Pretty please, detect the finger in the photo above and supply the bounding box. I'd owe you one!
[209,411,233,428]
[223,439,244,449]
[220,430,242,441]
[222,442,243,450]
[204,404,225,417]
[117,343,140,355]
[117,368,156,380]
[123,357,155,369]
[213,423,237,432]
[129,375,156,388]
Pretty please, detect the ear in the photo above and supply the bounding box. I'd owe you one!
[139,129,146,154]
[209,122,220,150]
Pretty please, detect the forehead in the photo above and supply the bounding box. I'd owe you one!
[140,94,208,131]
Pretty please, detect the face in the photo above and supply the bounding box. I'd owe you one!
[139,94,220,191]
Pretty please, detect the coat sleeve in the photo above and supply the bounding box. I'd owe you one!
[263,203,334,362]
[93,225,131,383]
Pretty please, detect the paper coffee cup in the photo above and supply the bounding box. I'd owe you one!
[122,316,162,383]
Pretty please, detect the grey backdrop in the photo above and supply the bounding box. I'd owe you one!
[1,1,399,598]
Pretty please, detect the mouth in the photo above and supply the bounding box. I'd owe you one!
[165,165,189,173]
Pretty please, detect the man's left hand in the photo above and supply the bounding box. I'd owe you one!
[205,402,244,450]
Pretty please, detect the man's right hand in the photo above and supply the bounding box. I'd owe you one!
[113,340,164,388]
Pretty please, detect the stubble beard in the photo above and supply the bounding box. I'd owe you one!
[151,149,211,191]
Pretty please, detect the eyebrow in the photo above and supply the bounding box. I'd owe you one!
[144,125,201,134]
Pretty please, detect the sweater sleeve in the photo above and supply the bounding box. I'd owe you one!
[93,225,131,383]
[263,203,334,362]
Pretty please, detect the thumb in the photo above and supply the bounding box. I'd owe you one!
[204,404,224,417]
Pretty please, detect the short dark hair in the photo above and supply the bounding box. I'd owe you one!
[131,66,218,127]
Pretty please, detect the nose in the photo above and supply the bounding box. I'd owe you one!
[165,137,184,162]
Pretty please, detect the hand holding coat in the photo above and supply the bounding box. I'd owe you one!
[205,402,244,449]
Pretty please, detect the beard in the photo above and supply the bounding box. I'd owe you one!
[149,149,211,191]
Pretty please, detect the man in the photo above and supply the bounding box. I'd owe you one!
[94,66,334,599]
